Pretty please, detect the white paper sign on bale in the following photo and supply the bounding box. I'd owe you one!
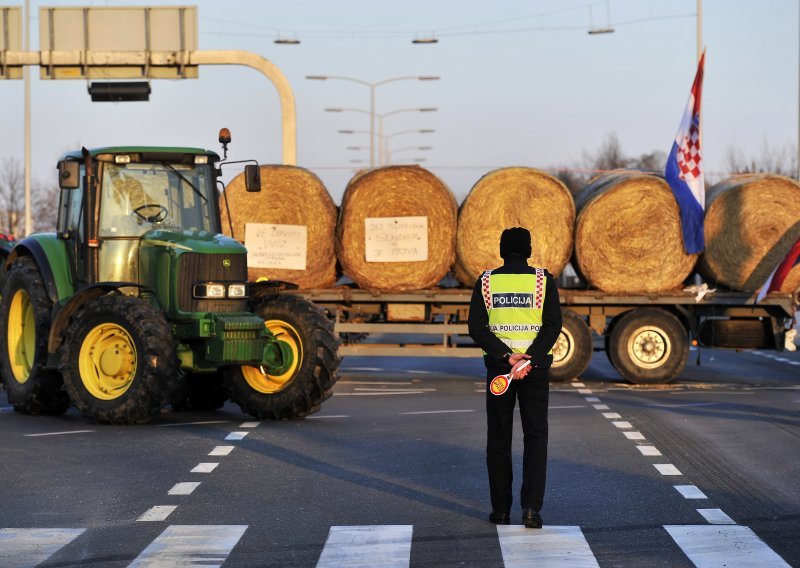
[245,223,308,270]
[364,216,429,263]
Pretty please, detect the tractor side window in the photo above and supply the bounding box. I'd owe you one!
[58,164,85,236]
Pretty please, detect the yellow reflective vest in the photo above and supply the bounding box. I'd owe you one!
[481,269,552,354]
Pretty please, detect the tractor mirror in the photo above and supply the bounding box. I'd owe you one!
[58,160,80,190]
[244,165,261,192]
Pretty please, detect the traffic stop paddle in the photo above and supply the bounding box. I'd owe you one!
[489,359,532,396]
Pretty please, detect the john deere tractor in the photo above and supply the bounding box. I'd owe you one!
[0,131,339,424]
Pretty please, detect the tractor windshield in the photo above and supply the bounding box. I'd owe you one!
[98,162,218,238]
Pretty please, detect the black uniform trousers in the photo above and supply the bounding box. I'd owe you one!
[485,363,549,515]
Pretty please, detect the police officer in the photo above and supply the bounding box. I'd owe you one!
[467,227,562,528]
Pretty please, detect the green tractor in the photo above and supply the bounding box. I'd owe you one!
[0,131,340,424]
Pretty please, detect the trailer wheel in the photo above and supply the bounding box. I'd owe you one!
[59,295,180,424]
[172,372,229,412]
[606,308,689,384]
[0,257,69,414]
[224,294,340,420]
[549,310,593,382]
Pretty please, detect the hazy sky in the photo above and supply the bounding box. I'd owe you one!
[1,0,797,205]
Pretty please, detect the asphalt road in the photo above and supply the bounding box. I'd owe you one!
[0,346,798,567]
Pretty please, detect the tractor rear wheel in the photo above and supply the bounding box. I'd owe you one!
[59,294,180,424]
[224,294,340,420]
[0,257,69,415]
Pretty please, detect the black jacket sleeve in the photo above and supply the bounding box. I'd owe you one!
[524,273,562,367]
[467,277,512,362]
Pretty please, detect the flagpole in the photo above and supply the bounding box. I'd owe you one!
[696,0,703,63]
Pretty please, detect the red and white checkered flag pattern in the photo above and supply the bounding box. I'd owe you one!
[677,121,701,181]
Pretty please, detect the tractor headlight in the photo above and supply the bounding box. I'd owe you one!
[193,283,226,298]
[227,283,247,298]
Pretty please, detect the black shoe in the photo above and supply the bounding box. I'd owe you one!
[489,511,510,525]
[522,508,543,529]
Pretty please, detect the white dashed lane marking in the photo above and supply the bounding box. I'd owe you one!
[159,420,229,427]
[307,415,351,419]
[400,409,474,415]
[137,506,177,522]
[624,431,646,440]
[239,421,260,428]
[209,446,234,456]
[191,463,219,473]
[602,412,622,419]
[24,430,95,437]
[636,445,662,456]
[674,485,708,499]
[168,482,201,496]
[225,431,249,440]
[697,508,736,525]
[665,525,791,567]
[654,464,682,476]
[612,421,633,429]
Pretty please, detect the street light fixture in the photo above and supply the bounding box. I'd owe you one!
[307,74,440,167]
[387,145,433,166]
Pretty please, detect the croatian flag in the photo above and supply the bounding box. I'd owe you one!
[665,51,706,254]
[755,239,800,303]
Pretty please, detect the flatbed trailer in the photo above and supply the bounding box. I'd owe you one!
[287,287,798,384]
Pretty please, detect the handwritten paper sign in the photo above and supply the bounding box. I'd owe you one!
[365,216,428,263]
[245,223,307,270]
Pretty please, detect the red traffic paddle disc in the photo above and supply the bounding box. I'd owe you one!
[489,360,531,396]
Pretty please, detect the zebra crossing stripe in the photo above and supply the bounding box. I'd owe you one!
[0,528,85,568]
[497,526,599,568]
[665,525,791,567]
[316,525,413,568]
[128,525,248,568]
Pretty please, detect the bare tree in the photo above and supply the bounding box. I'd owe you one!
[32,179,60,232]
[0,157,24,237]
[726,141,797,178]
[587,132,629,172]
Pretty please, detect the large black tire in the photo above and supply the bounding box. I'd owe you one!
[0,257,69,414]
[224,294,340,420]
[172,372,229,412]
[606,308,689,384]
[59,294,180,424]
[549,309,593,382]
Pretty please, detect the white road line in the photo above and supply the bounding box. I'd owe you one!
[602,412,622,419]
[399,409,474,415]
[160,420,230,427]
[225,431,248,440]
[0,528,85,567]
[168,482,201,496]
[137,506,177,522]
[612,421,633,429]
[24,430,95,437]
[317,525,413,568]
[497,525,599,568]
[577,389,593,394]
[645,402,717,408]
[624,431,646,440]
[549,405,586,409]
[697,508,736,525]
[209,446,234,456]
[674,485,708,499]
[665,525,791,567]
[571,382,586,388]
[406,370,433,374]
[191,463,219,473]
[129,525,248,568]
[354,387,436,392]
[654,464,682,476]
[0,406,13,413]
[339,381,414,386]
[585,397,601,402]
[239,421,260,428]
[592,404,610,410]
[636,445,662,456]
[307,415,352,419]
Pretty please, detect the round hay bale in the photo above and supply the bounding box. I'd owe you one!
[336,165,457,291]
[220,165,338,289]
[573,171,698,293]
[455,167,575,286]
[698,174,800,293]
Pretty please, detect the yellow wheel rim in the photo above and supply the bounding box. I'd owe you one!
[7,289,36,384]
[241,319,302,394]
[79,323,137,400]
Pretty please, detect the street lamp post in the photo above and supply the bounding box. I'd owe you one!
[327,107,436,167]
[307,75,439,167]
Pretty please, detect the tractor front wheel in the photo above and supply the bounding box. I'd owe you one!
[59,294,180,424]
[224,294,340,419]
[0,257,69,415]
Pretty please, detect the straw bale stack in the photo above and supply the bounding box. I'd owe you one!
[336,165,457,291]
[455,167,575,286]
[698,174,800,293]
[220,165,338,289]
[573,171,698,293]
